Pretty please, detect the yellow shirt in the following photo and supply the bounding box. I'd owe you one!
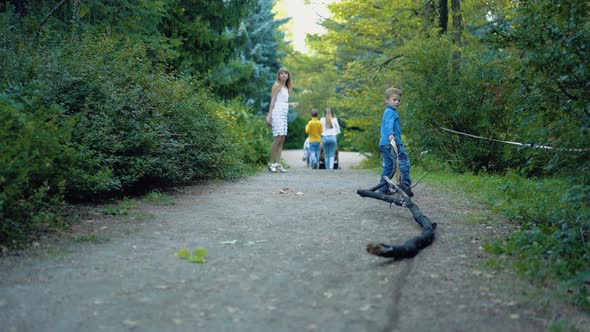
[305,118,323,143]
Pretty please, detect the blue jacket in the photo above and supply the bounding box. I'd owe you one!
[379,105,403,146]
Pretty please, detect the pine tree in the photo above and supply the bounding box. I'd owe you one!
[207,0,290,112]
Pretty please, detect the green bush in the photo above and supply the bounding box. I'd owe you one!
[285,115,307,150]
[401,37,520,174]
[33,34,267,196]
[0,31,270,246]
[0,87,70,246]
[442,171,590,311]
[219,100,271,167]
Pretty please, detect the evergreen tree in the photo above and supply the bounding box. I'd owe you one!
[159,0,253,74]
[234,0,289,113]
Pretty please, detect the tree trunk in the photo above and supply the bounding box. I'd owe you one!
[451,0,463,46]
[450,0,463,80]
[439,0,448,34]
[422,0,436,33]
[10,0,27,16]
[31,0,67,45]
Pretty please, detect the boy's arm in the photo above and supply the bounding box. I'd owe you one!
[382,110,395,142]
[392,116,402,144]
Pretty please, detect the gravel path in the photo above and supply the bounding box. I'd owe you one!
[1,150,588,332]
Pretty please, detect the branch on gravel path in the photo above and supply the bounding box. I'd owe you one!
[357,176,436,260]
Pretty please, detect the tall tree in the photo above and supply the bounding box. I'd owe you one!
[439,0,448,33]
[451,0,462,45]
[159,0,253,74]
[209,0,288,112]
[450,0,463,78]
[487,0,590,154]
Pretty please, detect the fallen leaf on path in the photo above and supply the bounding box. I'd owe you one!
[187,255,206,263]
[193,248,208,256]
[123,319,139,329]
[175,248,190,258]
[245,240,267,246]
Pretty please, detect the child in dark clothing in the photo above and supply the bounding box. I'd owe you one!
[378,88,413,197]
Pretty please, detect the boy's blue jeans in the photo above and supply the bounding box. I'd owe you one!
[309,142,320,169]
[379,144,411,191]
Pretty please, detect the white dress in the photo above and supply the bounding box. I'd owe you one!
[271,87,289,137]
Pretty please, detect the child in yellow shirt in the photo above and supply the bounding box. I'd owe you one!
[305,109,323,169]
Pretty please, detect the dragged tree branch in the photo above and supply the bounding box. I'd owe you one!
[357,177,436,260]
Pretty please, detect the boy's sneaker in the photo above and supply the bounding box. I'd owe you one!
[268,163,278,173]
[401,184,414,197]
[277,164,288,173]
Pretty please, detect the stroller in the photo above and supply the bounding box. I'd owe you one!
[302,138,311,167]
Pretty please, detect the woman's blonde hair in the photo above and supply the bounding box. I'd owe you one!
[276,67,292,93]
[324,108,334,129]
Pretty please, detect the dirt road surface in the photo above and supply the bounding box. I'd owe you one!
[1,150,588,332]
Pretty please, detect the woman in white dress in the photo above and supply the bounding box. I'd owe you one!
[265,67,298,173]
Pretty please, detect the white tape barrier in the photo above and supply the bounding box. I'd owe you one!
[439,127,590,153]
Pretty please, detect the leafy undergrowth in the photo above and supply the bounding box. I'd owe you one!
[420,169,590,314]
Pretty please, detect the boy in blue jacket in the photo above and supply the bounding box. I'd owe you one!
[379,87,413,197]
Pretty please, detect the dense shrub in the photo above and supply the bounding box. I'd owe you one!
[0,87,71,245]
[285,115,307,150]
[32,34,266,197]
[480,173,590,311]
[0,31,270,246]
[220,100,271,167]
[400,38,520,174]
